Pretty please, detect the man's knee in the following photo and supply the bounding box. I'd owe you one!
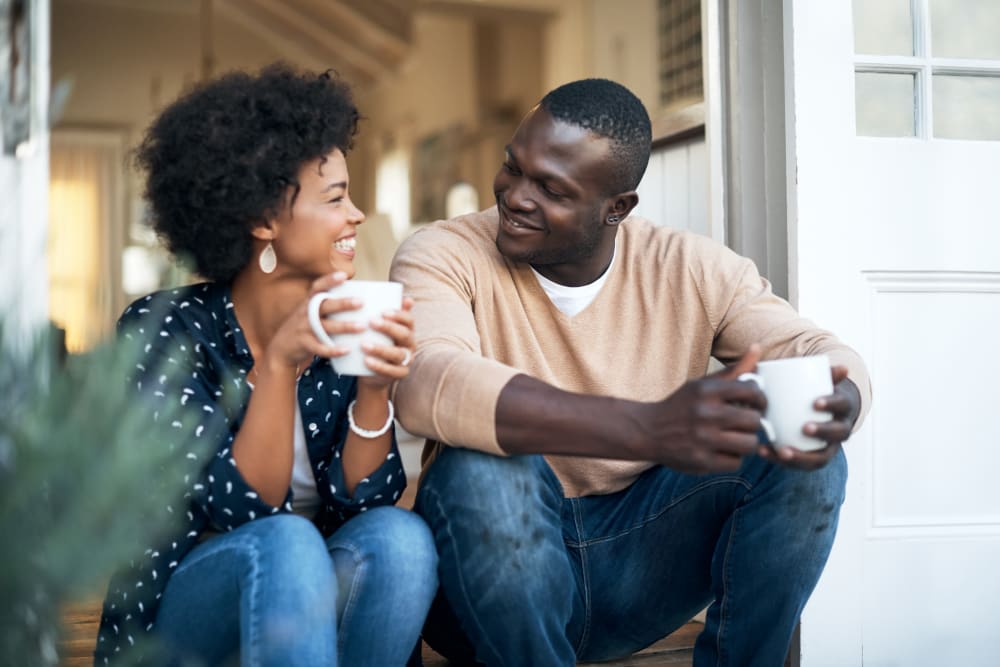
[417,447,555,518]
[416,448,566,579]
[803,446,848,508]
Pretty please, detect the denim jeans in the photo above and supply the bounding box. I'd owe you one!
[155,507,438,666]
[416,447,847,667]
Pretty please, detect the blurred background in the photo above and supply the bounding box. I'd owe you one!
[48,0,710,354]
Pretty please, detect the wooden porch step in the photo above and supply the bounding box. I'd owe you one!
[419,620,699,665]
[60,597,699,667]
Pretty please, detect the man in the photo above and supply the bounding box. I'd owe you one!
[390,78,870,666]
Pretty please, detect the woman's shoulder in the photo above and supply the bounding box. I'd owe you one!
[117,282,234,358]
[118,282,231,333]
[119,282,223,322]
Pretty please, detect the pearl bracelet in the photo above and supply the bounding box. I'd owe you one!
[347,399,394,439]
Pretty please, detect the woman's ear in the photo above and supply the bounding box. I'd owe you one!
[250,220,276,242]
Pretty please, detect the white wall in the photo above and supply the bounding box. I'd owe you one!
[635,137,709,234]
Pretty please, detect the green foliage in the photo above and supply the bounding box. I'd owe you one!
[0,323,212,666]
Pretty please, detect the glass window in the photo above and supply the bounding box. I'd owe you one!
[853,0,913,56]
[658,0,703,110]
[930,0,1000,60]
[856,72,916,137]
[933,75,1000,140]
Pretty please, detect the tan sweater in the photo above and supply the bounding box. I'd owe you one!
[390,207,871,497]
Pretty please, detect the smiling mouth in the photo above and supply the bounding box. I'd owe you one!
[499,204,543,232]
[333,237,356,252]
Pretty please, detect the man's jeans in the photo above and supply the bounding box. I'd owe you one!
[155,507,438,666]
[416,447,847,666]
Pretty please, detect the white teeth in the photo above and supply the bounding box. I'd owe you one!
[334,238,356,252]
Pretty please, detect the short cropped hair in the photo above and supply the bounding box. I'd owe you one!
[539,78,652,195]
[135,63,359,283]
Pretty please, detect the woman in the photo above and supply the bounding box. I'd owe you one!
[95,64,437,666]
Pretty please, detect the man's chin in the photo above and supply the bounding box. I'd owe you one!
[495,234,531,263]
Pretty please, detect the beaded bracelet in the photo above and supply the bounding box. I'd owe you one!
[347,399,394,438]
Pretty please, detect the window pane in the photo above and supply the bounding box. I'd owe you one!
[933,75,1000,140]
[930,0,1000,60]
[658,0,703,110]
[853,0,913,56]
[856,72,916,137]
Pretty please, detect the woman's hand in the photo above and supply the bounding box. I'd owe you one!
[357,296,416,391]
[258,272,362,376]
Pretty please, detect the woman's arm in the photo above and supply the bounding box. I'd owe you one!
[340,304,415,496]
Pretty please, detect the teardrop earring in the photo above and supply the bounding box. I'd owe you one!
[259,242,277,274]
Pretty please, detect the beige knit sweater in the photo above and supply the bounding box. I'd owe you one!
[390,207,871,497]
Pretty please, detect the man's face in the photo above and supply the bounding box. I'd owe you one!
[493,107,616,285]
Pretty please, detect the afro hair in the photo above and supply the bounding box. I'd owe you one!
[134,62,360,283]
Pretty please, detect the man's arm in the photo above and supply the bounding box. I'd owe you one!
[392,221,769,474]
[494,346,768,474]
[390,221,765,472]
[390,222,519,455]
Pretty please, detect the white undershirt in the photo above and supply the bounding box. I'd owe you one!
[289,396,322,517]
[247,378,321,517]
[530,242,617,317]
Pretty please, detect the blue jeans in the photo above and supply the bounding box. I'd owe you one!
[155,508,438,666]
[416,447,847,666]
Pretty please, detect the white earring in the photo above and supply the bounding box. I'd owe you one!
[259,242,277,274]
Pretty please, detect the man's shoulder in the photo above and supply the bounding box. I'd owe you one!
[395,208,501,267]
[620,216,735,267]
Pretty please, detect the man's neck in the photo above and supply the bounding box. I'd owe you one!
[532,237,617,287]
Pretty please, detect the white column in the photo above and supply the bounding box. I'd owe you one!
[0,0,50,353]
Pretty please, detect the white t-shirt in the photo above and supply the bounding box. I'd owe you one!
[289,397,322,517]
[247,379,322,517]
[530,242,617,317]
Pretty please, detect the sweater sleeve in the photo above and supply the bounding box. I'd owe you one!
[703,244,873,430]
[389,225,518,454]
[118,302,291,533]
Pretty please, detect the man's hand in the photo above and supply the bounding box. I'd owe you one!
[757,365,861,470]
[631,346,767,474]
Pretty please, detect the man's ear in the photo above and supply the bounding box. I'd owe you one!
[604,191,639,226]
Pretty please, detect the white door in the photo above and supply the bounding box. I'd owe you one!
[783,1,1000,665]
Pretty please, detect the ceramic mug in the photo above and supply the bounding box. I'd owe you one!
[307,280,403,376]
[738,354,833,451]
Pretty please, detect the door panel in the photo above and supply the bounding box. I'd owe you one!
[785,1,1000,664]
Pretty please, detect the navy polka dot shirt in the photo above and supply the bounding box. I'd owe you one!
[94,282,406,664]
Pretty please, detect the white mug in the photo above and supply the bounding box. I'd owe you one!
[738,354,833,451]
[307,280,403,376]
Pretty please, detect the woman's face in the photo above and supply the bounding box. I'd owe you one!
[271,148,365,279]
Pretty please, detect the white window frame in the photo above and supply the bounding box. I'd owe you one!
[854,0,1000,140]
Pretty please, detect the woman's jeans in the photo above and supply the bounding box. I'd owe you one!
[155,507,438,666]
[416,447,847,667]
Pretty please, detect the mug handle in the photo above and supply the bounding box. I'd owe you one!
[737,372,777,445]
[307,293,338,347]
